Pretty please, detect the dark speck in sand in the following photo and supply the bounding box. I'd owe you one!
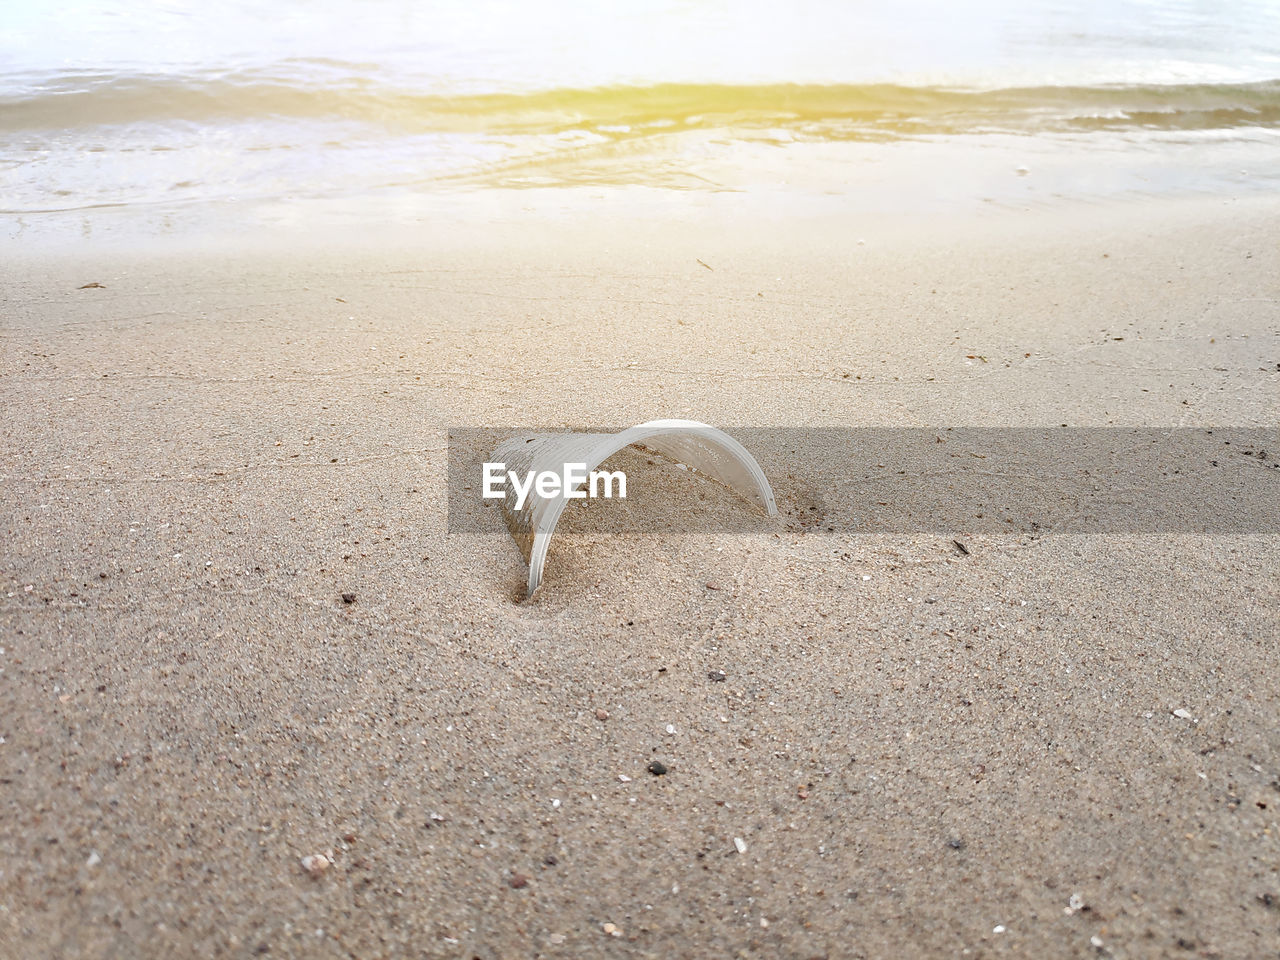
[647,761,668,776]
[947,838,965,850]
[508,872,530,889]
[340,592,356,604]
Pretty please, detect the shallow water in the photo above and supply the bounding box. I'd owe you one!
[2,0,1278,235]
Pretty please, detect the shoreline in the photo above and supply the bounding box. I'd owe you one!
[6,132,1280,254]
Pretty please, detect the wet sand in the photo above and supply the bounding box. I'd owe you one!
[2,196,1279,958]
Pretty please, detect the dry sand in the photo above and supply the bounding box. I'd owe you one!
[2,196,1279,958]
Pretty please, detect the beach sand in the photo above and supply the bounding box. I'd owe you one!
[2,195,1278,958]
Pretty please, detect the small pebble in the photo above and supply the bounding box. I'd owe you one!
[509,872,530,889]
[647,761,668,776]
[595,708,609,721]
[993,925,1006,934]
[708,670,727,682]
[340,592,356,604]
[300,854,330,878]
[1172,708,1193,719]
[733,837,747,854]
[665,724,676,735]
[602,922,622,937]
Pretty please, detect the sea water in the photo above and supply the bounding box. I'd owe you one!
[2,0,1278,239]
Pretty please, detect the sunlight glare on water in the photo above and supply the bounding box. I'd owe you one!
[5,0,1279,89]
